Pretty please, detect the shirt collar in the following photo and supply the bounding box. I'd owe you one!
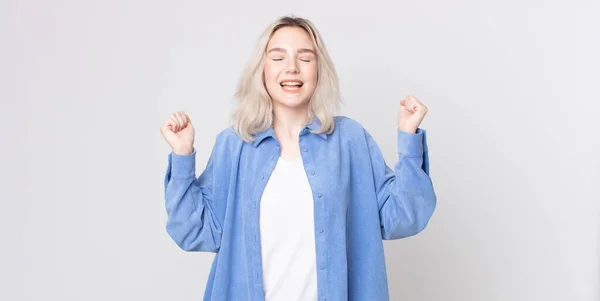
[252,117,328,147]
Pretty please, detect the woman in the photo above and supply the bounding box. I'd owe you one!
[160,16,436,301]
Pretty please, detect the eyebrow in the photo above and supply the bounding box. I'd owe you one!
[267,47,316,55]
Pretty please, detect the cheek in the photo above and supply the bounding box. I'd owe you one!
[263,65,273,81]
[305,65,318,86]
[263,60,280,75]
[263,65,280,96]
[263,65,280,85]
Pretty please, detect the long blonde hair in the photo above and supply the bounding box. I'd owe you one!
[231,16,341,142]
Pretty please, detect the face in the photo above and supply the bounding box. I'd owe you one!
[263,26,318,111]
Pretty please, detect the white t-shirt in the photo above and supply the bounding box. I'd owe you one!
[259,156,318,301]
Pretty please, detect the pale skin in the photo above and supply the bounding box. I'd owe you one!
[160,26,429,157]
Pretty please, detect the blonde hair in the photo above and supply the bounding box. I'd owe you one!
[231,16,341,142]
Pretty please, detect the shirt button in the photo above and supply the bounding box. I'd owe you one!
[318,228,324,233]
[317,192,322,198]
[271,156,276,161]
[261,175,265,180]
[302,148,308,152]
[319,265,325,270]
[321,298,327,301]
[256,273,259,279]
[309,171,315,176]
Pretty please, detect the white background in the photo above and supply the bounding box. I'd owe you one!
[2,0,599,300]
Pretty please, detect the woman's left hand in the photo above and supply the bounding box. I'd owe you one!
[398,94,428,134]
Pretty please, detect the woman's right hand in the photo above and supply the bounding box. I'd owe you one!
[160,111,195,155]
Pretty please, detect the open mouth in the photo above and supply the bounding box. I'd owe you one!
[280,80,303,93]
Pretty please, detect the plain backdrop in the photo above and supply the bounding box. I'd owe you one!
[2,0,599,300]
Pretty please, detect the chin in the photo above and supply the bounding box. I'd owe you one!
[273,96,310,109]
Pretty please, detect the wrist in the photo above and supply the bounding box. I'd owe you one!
[173,146,194,156]
[398,125,417,134]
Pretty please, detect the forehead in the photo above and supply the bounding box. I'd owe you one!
[267,26,315,50]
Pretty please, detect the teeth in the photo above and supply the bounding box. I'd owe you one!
[281,82,302,86]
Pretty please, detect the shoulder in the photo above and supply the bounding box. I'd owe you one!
[207,126,244,158]
[215,126,238,143]
[334,115,366,131]
[333,115,370,144]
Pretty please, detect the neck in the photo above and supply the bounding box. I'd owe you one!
[272,103,310,141]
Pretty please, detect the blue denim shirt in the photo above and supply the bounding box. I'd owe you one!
[163,116,437,301]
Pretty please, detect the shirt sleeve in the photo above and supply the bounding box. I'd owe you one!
[364,127,437,240]
[163,135,228,252]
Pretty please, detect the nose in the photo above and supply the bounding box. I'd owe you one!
[286,60,299,74]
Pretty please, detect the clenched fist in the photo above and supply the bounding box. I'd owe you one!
[398,94,428,134]
[160,111,195,155]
